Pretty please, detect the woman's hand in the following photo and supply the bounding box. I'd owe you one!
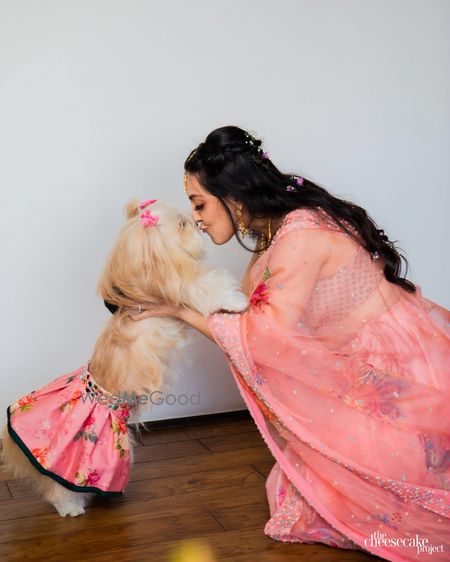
[128,303,182,321]
[127,302,214,341]
[128,302,214,341]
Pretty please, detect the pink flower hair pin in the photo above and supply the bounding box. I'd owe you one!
[138,199,159,227]
[286,175,305,192]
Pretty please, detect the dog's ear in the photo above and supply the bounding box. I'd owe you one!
[125,199,141,219]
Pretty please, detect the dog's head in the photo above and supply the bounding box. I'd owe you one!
[98,199,205,309]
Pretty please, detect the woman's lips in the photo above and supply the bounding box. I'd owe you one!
[196,221,207,233]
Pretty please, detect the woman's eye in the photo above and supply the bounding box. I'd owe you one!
[194,204,204,211]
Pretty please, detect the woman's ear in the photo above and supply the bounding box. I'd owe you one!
[223,196,240,214]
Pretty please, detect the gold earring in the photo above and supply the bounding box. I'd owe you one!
[235,207,248,237]
[257,218,273,257]
[183,172,188,194]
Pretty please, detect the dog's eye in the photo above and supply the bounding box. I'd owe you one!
[179,217,187,229]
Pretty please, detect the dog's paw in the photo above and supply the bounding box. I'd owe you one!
[54,502,86,517]
[218,291,248,312]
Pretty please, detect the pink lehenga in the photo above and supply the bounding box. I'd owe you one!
[206,208,450,562]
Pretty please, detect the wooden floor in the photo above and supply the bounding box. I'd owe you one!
[0,411,381,562]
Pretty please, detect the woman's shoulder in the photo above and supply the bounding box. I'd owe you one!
[250,208,339,283]
[275,207,343,242]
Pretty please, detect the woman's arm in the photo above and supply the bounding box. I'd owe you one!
[130,248,258,338]
[178,306,214,341]
[131,230,326,341]
[129,303,214,341]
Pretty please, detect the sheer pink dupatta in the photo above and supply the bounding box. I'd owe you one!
[207,209,450,561]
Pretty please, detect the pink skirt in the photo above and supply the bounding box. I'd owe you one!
[7,365,132,497]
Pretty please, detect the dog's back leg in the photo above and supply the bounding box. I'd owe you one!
[1,427,93,517]
[42,479,93,517]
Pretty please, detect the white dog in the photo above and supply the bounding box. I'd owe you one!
[0,199,247,517]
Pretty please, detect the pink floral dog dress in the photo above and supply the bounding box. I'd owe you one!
[7,364,132,497]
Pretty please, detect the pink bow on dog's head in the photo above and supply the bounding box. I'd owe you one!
[139,199,159,227]
[139,199,157,210]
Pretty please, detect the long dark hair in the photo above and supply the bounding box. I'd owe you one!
[184,125,415,293]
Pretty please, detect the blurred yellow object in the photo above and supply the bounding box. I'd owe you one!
[167,538,217,562]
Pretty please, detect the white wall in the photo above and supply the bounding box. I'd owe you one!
[0,0,448,425]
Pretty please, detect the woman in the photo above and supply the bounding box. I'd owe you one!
[130,126,449,561]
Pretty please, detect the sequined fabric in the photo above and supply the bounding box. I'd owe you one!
[304,244,384,329]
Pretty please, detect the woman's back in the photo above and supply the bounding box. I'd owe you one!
[247,208,446,359]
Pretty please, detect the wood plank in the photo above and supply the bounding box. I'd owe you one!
[0,482,11,501]
[0,413,383,562]
[129,445,271,483]
[251,460,275,478]
[135,417,258,446]
[200,430,266,452]
[2,480,34,501]
[0,477,269,543]
[0,464,14,483]
[219,541,383,562]
[5,446,272,500]
[209,500,269,531]
[0,525,380,562]
[118,464,264,503]
[0,511,223,562]
[132,438,210,463]
[0,464,265,524]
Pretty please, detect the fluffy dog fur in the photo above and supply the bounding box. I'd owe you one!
[0,199,247,516]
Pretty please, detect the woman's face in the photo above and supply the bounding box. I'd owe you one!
[185,173,237,244]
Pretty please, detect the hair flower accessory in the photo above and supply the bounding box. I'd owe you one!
[286,174,305,192]
[244,130,270,162]
[140,209,159,227]
[139,199,157,210]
